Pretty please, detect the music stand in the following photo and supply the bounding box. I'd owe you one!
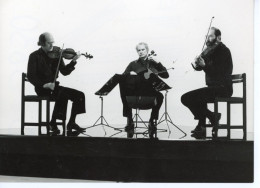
[157,90,187,139]
[85,74,122,136]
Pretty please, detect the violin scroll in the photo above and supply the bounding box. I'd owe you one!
[82,53,93,59]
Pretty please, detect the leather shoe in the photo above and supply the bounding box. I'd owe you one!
[191,132,206,139]
[191,125,206,134]
[67,122,86,132]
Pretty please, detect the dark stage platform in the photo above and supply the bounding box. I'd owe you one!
[0,127,254,182]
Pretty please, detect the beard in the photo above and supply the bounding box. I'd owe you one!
[206,38,217,47]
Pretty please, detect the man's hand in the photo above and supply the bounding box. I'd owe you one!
[43,82,55,90]
[195,56,206,67]
[147,55,159,63]
[72,51,81,62]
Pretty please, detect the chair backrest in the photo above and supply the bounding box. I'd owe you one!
[21,72,27,98]
[126,96,157,110]
[231,73,246,99]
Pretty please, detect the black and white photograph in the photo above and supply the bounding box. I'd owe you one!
[0,0,258,186]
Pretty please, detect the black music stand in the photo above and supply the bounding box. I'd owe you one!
[157,90,187,139]
[85,74,122,136]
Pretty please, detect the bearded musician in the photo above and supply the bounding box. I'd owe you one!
[181,27,233,136]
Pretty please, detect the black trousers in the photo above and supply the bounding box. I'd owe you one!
[35,85,86,120]
[181,85,233,120]
[119,75,164,120]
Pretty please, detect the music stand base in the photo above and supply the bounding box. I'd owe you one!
[85,96,121,137]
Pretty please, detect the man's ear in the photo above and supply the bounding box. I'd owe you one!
[217,36,221,42]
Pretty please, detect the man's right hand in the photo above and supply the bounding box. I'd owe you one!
[43,82,55,90]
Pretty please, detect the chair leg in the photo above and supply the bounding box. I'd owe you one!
[38,101,42,135]
[243,101,247,140]
[21,100,25,135]
[214,101,219,137]
[62,119,66,136]
[227,102,231,139]
[46,100,50,135]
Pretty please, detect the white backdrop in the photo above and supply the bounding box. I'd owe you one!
[0,0,254,134]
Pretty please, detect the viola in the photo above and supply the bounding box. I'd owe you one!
[144,67,174,79]
[143,50,174,79]
[47,46,93,60]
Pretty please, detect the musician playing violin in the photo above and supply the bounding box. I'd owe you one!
[27,32,86,134]
[181,27,233,136]
[120,42,169,137]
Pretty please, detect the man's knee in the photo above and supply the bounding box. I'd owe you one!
[181,92,190,106]
[77,91,85,102]
[156,92,164,104]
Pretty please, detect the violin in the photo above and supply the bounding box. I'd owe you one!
[51,45,93,85]
[191,16,217,70]
[47,46,93,60]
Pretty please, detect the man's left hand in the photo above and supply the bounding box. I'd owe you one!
[147,55,159,63]
[72,51,81,62]
[197,56,206,67]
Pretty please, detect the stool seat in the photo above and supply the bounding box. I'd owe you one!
[126,96,156,110]
[24,95,50,101]
[215,97,243,103]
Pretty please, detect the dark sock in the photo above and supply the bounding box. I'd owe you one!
[50,118,56,125]
[68,113,76,124]
[205,109,213,119]
[127,116,133,124]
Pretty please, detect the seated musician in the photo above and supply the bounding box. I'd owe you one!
[181,27,233,136]
[27,32,86,134]
[120,42,169,137]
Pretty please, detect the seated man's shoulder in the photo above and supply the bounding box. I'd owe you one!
[30,48,42,57]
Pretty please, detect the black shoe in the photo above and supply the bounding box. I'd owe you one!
[148,120,157,139]
[208,112,221,127]
[50,123,60,134]
[191,132,206,139]
[191,125,206,134]
[125,121,134,138]
[67,122,86,132]
[67,130,84,136]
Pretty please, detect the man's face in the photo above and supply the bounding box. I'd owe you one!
[42,34,54,52]
[206,29,217,47]
[136,44,148,58]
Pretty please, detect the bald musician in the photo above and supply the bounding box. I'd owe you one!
[27,32,86,134]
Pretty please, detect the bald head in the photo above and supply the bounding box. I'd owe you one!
[38,32,54,52]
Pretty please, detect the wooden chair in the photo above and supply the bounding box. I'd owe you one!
[21,73,66,135]
[206,73,247,140]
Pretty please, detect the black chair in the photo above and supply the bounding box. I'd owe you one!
[21,73,66,135]
[206,73,247,140]
[126,96,157,138]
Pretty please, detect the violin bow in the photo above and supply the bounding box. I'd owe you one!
[53,44,64,83]
[201,16,214,51]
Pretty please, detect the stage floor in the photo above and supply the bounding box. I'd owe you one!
[0,125,254,182]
